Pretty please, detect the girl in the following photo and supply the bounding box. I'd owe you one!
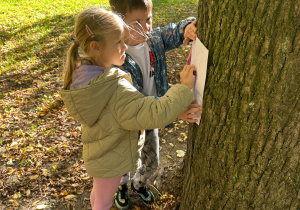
[60,7,195,210]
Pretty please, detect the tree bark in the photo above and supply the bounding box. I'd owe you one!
[180,0,300,209]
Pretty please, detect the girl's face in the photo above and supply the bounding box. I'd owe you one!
[97,30,128,68]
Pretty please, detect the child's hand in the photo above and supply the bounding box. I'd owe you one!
[183,20,197,44]
[180,65,195,89]
[178,99,202,123]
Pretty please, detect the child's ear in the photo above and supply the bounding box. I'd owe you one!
[90,41,101,53]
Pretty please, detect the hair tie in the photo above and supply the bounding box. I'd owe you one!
[74,40,80,47]
[85,25,95,38]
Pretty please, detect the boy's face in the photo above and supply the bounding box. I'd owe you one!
[124,6,153,46]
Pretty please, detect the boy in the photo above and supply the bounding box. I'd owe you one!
[109,0,201,208]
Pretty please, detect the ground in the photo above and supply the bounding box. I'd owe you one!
[0,1,198,209]
[0,44,192,210]
[0,45,193,210]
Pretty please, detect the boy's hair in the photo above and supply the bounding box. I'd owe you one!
[109,0,152,17]
[63,7,123,89]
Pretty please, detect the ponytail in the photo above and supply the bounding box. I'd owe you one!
[63,7,124,89]
[63,43,79,90]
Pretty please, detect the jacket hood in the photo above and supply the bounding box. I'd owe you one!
[60,67,128,127]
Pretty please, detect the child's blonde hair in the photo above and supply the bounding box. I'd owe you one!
[64,7,123,89]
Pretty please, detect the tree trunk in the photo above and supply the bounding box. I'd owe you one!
[180,0,300,209]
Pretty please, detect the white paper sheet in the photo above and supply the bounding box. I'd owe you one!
[191,38,209,125]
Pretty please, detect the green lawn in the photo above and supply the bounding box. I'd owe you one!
[0,0,196,74]
[0,0,108,74]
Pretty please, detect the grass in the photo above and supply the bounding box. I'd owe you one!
[0,0,196,74]
[0,0,109,74]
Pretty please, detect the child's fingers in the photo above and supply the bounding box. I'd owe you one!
[188,107,202,113]
[187,21,197,33]
[188,104,202,110]
[183,22,197,43]
[185,118,198,123]
[187,30,197,40]
[182,65,195,75]
[183,65,192,70]
[183,37,189,44]
[185,66,195,75]
[187,22,197,35]
[189,21,197,33]
[187,106,202,113]
[187,65,195,72]
[187,113,201,118]
[183,65,188,71]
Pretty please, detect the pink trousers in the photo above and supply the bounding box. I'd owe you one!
[90,176,122,210]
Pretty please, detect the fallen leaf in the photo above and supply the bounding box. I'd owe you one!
[176,150,185,157]
[7,167,16,175]
[26,189,31,196]
[67,117,74,121]
[32,200,40,207]
[7,158,13,165]
[77,188,84,195]
[16,170,23,179]
[52,163,58,170]
[65,194,77,200]
[13,192,21,199]
[41,169,50,177]
[166,155,172,159]
[177,137,183,142]
[12,200,19,206]
[60,190,68,196]
[169,143,174,147]
[36,204,49,209]
[30,175,39,180]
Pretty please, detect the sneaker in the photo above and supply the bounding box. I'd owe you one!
[131,180,154,208]
[114,184,129,209]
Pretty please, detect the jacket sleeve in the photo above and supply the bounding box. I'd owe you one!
[111,78,193,130]
[150,17,196,52]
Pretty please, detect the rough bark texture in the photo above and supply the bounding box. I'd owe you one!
[181,0,300,209]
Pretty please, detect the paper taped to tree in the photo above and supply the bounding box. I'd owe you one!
[191,37,209,125]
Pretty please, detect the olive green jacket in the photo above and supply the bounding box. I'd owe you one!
[60,67,193,178]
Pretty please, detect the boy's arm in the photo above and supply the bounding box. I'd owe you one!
[150,17,196,52]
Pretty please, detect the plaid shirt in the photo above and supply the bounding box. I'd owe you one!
[119,17,196,97]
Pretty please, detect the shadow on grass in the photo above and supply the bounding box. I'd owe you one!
[0,14,75,93]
